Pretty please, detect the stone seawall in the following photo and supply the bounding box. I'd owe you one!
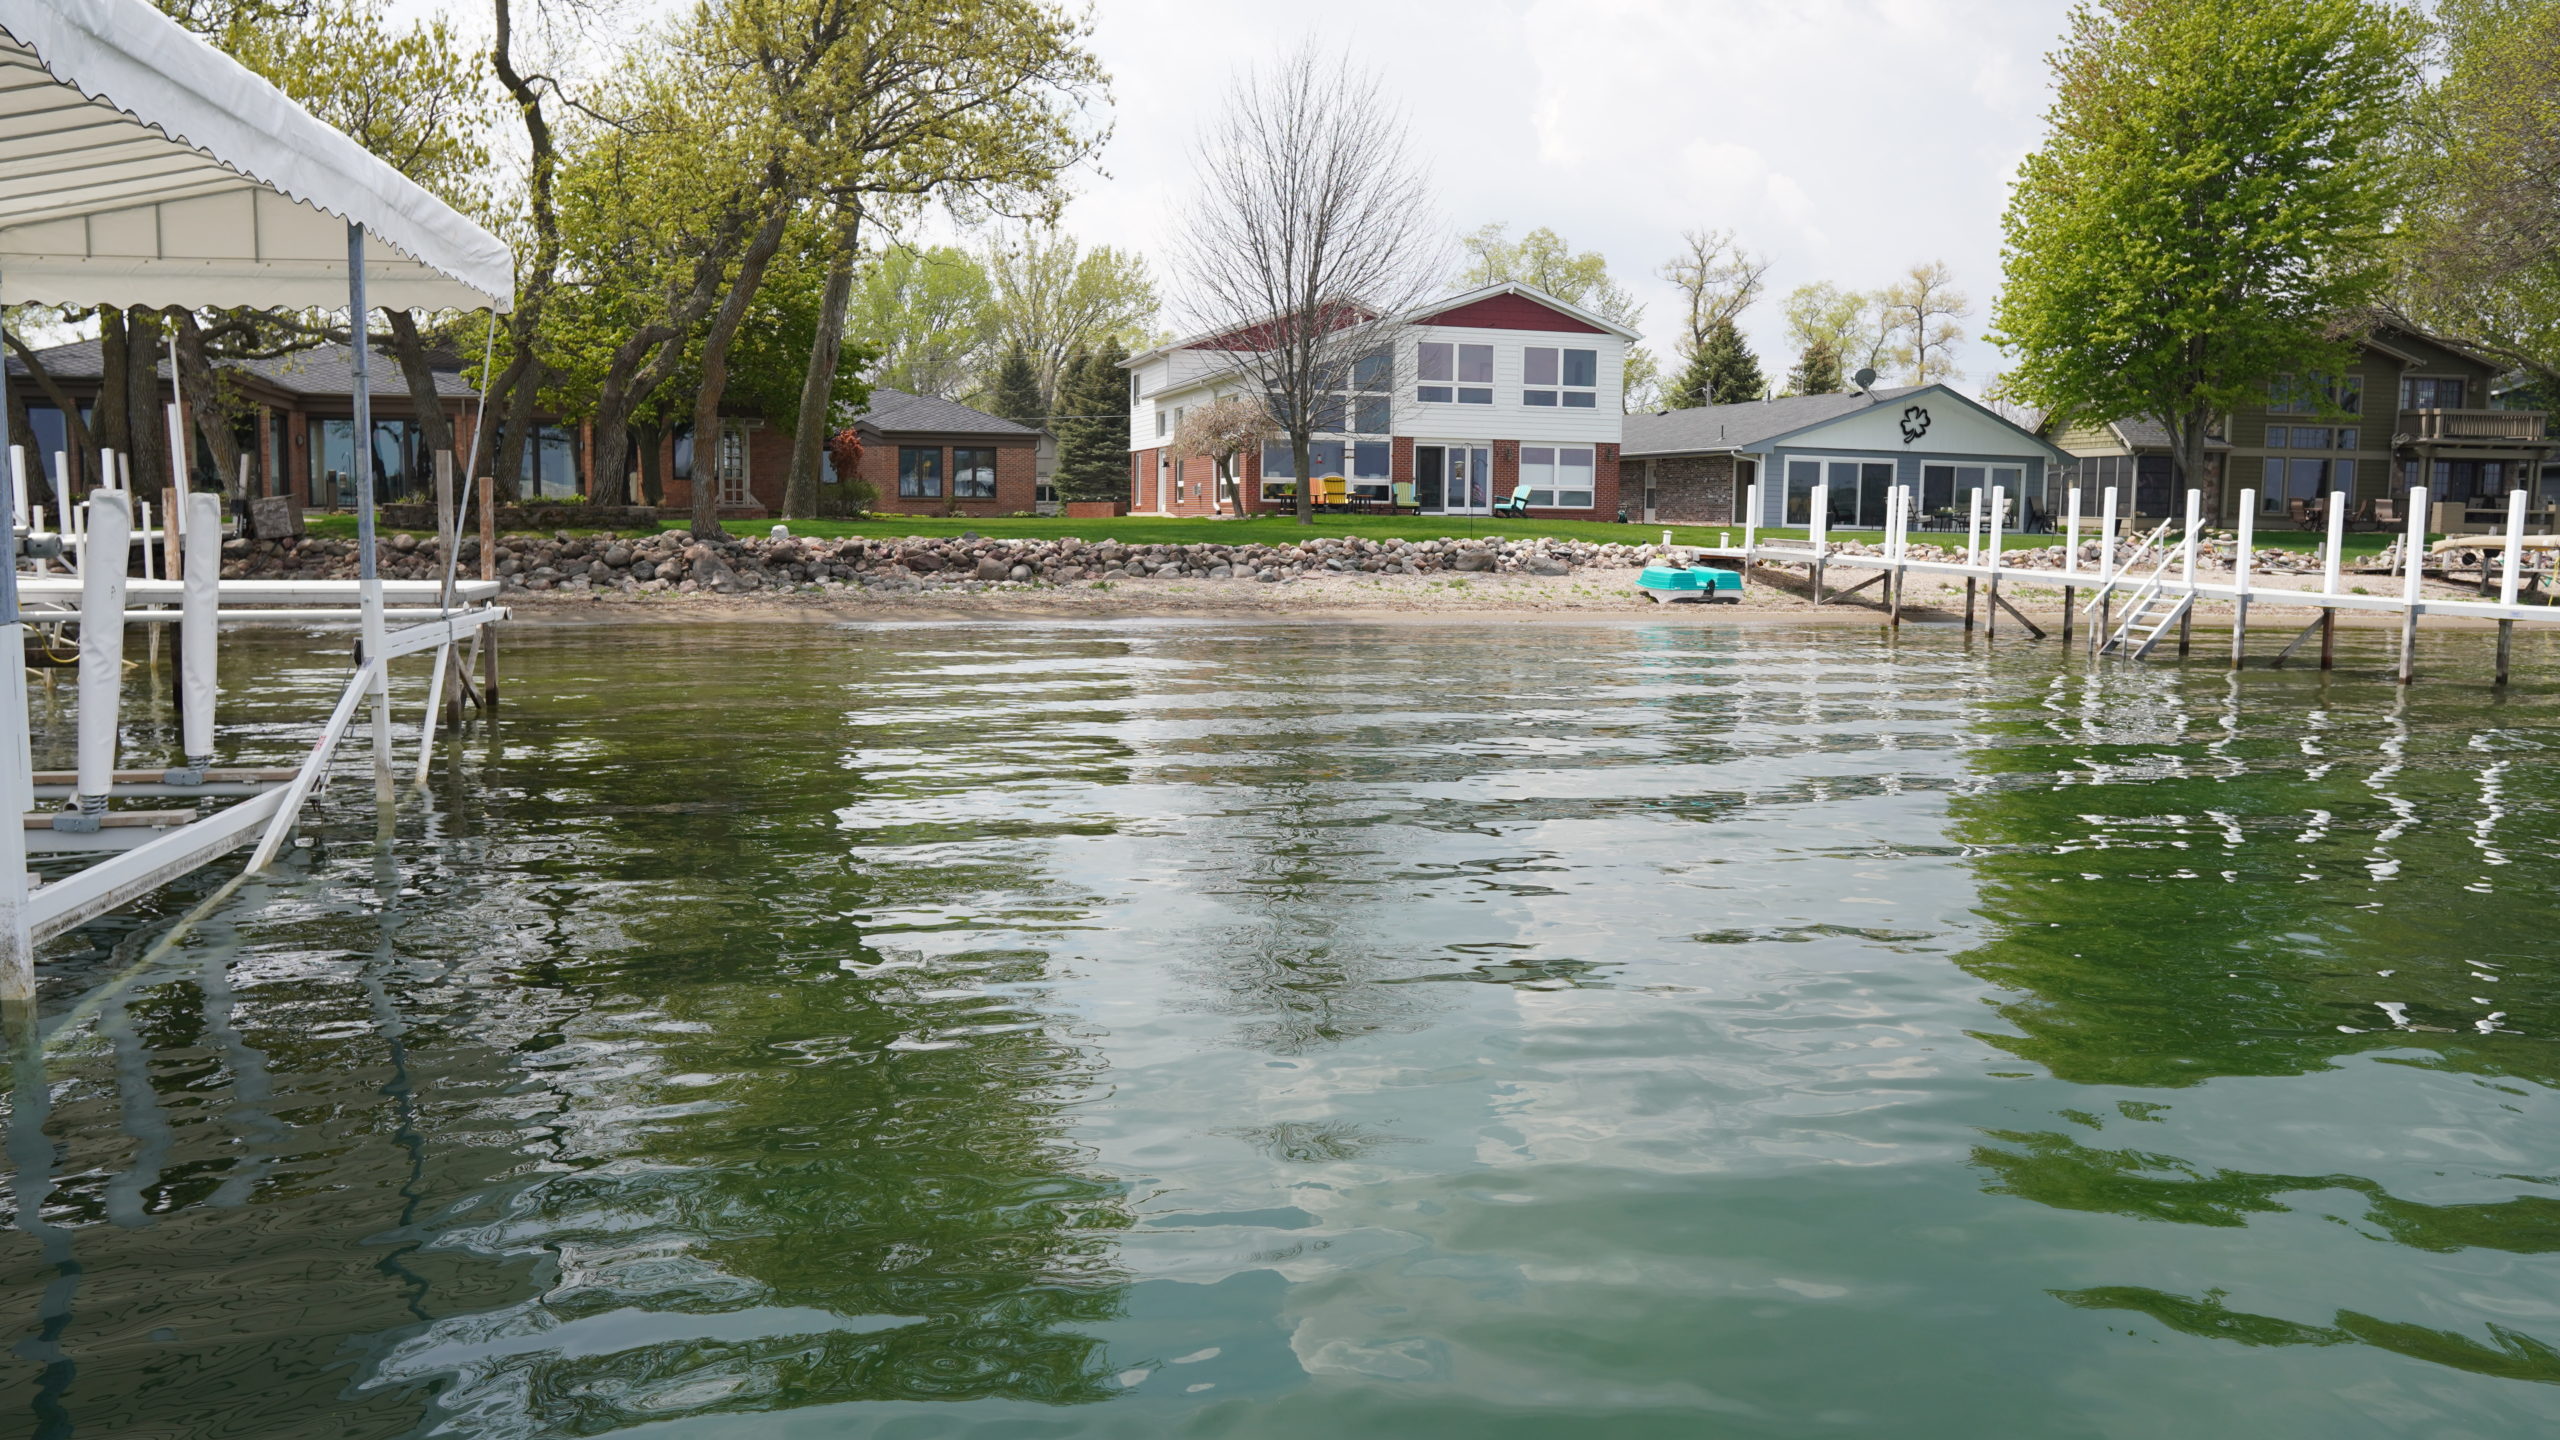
[217,530,1665,594]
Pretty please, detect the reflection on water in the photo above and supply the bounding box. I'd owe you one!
[4,619,2560,1437]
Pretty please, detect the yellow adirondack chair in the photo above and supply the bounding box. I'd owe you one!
[1316,476,1349,510]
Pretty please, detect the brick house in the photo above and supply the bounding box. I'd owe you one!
[7,337,493,509]
[1121,281,1633,521]
[615,390,1038,520]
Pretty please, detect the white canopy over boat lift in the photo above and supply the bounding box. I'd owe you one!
[0,0,516,998]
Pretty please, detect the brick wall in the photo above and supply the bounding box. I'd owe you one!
[1639,453,1738,524]
[859,435,1038,516]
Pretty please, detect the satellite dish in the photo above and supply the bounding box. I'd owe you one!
[1852,367,1878,392]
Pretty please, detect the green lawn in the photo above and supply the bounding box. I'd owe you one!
[305,509,2410,558]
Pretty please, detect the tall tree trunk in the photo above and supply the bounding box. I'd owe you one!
[493,373,539,503]
[5,332,93,493]
[689,208,795,538]
[1292,432,1312,525]
[634,420,664,506]
[783,211,862,520]
[487,0,559,510]
[2181,404,2211,525]
[383,311,456,463]
[95,308,130,482]
[167,310,242,494]
[123,306,169,498]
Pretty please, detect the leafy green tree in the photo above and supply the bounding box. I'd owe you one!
[772,2,1106,519]
[1784,280,1904,387]
[982,227,1157,414]
[847,246,995,399]
[985,343,1045,427]
[1050,340,1130,501]
[1460,223,1659,409]
[2389,0,2560,394]
[1786,337,1844,396]
[1881,260,1970,383]
[1992,0,2421,502]
[1667,316,1764,408]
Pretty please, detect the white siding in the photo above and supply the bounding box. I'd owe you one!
[1396,324,1624,445]
[1123,323,1628,452]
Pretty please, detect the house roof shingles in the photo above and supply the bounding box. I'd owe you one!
[852,386,1037,439]
[6,338,476,399]
[1620,387,1923,458]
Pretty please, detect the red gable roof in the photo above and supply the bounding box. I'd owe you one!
[1419,291,1607,334]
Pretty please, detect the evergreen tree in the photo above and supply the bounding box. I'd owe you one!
[1786,338,1844,396]
[1667,317,1765,408]
[1051,338,1132,500]
[987,343,1045,426]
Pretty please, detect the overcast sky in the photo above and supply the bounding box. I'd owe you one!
[1060,0,2076,396]
[407,0,2077,394]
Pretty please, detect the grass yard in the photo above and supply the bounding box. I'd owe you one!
[304,508,2413,558]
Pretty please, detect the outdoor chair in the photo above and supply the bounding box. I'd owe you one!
[1492,493,1531,518]
[2287,498,2310,528]
[2370,497,2399,531]
[1391,481,1418,513]
[1315,476,1349,510]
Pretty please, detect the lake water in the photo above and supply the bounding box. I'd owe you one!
[6,617,2560,1438]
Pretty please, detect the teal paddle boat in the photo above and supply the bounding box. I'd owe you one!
[1636,563,1743,603]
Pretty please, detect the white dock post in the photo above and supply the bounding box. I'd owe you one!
[137,497,155,580]
[2496,487,2525,685]
[1964,488,1984,631]
[2321,487,2346,670]
[1809,480,1829,602]
[179,492,220,776]
[2062,486,2082,646]
[1986,491,2007,640]
[2398,484,2427,684]
[2230,491,2255,670]
[72,491,131,828]
[415,453,455,783]
[346,224,395,809]
[1741,481,1759,584]
[0,293,34,999]
[1888,484,1907,628]
[2094,485,2119,652]
[8,447,25,529]
[2177,488,2201,656]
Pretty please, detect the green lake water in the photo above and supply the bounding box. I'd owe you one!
[6,617,2560,1438]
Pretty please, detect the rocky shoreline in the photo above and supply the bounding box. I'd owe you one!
[223,530,1666,594]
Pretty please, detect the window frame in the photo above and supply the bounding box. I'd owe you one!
[952,446,998,499]
[897,445,943,499]
[1515,444,1597,509]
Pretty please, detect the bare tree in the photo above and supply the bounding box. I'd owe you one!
[1880,260,1971,384]
[1173,47,1443,525]
[1168,393,1272,513]
[1659,228,1770,363]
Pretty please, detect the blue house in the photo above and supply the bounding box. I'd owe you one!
[1621,383,2066,530]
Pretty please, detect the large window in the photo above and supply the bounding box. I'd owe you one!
[1416,341,1494,404]
[1261,439,1349,478]
[2401,376,2467,411]
[2261,456,2355,512]
[2270,373,2363,415]
[1523,347,1599,408]
[316,418,435,507]
[1516,446,1595,508]
[898,445,942,498]
[953,447,997,498]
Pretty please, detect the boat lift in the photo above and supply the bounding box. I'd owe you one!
[0,0,517,999]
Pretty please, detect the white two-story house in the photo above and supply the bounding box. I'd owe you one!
[1122,281,1635,520]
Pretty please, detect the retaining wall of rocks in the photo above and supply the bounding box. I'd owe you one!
[217,530,1663,594]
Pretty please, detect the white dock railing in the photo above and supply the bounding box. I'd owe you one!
[1746,481,2559,664]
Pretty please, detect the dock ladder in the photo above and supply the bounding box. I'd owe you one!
[2087,520,2192,660]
